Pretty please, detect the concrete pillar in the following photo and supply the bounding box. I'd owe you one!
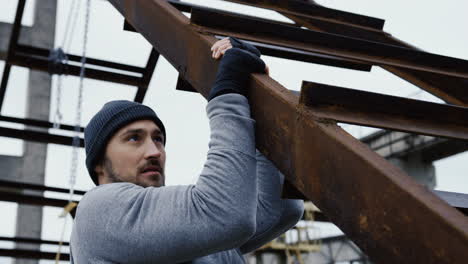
[14,1,56,264]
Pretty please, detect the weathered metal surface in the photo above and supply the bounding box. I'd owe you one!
[300,81,468,140]
[0,126,84,147]
[108,1,468,263]
[282,2,468,106]
[223,0,385,30]
[190,6,468,79]
[0,0,25,112]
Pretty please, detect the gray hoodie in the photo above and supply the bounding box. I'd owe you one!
[70,94,304,263]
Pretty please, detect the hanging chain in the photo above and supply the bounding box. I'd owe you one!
[69,0,91,202]
[51,0,81,129]
[55,1,91,263]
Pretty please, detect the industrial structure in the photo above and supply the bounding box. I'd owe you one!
[0,0,467,263]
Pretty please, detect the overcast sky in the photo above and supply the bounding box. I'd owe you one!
[0,0,467,263]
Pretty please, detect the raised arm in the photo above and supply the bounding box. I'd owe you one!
[71,42,267,263]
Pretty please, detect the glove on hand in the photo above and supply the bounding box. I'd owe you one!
[208,42,266,101]
[229,37,261,58]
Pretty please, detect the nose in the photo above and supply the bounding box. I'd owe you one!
[143,139,162,160]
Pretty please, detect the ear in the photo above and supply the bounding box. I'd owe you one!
[94,163,104,176]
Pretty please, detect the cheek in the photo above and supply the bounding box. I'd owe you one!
[109,150,141,174]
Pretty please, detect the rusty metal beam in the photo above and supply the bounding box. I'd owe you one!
[190,7,468,79]
[222,0,385,30]
[108,1,468,263]
[300,81,468,140]
[281,3,468,106]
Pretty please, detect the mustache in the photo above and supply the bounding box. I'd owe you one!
[138,159,163,173]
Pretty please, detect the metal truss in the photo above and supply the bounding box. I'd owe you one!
[104,0,468,263]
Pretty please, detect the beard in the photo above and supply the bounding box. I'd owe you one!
[102,156,165,187]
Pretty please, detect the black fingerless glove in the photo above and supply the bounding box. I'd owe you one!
[208,48,266,101]
[229,37,261,58]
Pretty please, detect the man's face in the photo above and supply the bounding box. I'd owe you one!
[96,120,166,188]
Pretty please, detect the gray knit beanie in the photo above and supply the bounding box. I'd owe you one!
[84,100,166,185]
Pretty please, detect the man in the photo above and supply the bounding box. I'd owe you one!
[70,37,304,263]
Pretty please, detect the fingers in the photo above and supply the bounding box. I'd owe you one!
[211,37,232,59]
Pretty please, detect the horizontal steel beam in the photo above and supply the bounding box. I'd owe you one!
[11,52,142,87]
[109,1,468,263]
[222,0,385,30]
[0,126,84,147]
[190,7,468,79]
[0,115,84,132]
[300,81,468,140]
[282,6,468,107]
[0,179,86,195]
[0,248,68,261]
[123,1,371,71]
[0,236,69,247]
[17,44,146,74]
[0,190,78,208]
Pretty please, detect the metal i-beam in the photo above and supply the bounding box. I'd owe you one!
[108,1,468,263]
[189,7,468,79]
[280,1,468,106]
[0,115,84,132]
[300,81,468,140]
[134,48,160,102]
[0,126,84,147]
[0,179,86,196]
[0,0,26,112]
[0,248,69,261]
[0,236,69,247]
[223,0,385,30]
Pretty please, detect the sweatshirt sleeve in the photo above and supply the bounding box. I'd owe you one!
[71,94,257,264]
[239,150,304,254]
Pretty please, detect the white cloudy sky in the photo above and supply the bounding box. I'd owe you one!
[0,0,467,263]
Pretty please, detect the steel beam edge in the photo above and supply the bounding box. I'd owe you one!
[0,126,84,147]
[108,0,468,263]
[0,248,69,261]
[189,6,468,79]
[222,0,385,30]
[281,7,468,106]
[299,81,468,140]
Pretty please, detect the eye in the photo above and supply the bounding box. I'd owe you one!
[153,135,163,143]
[128,134,140,142]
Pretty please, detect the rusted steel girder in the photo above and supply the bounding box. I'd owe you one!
[189,7,468,79]
[107,1,468,263]
[300,81,468,140]
[278,1,468,106]
[223,0,385,30]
